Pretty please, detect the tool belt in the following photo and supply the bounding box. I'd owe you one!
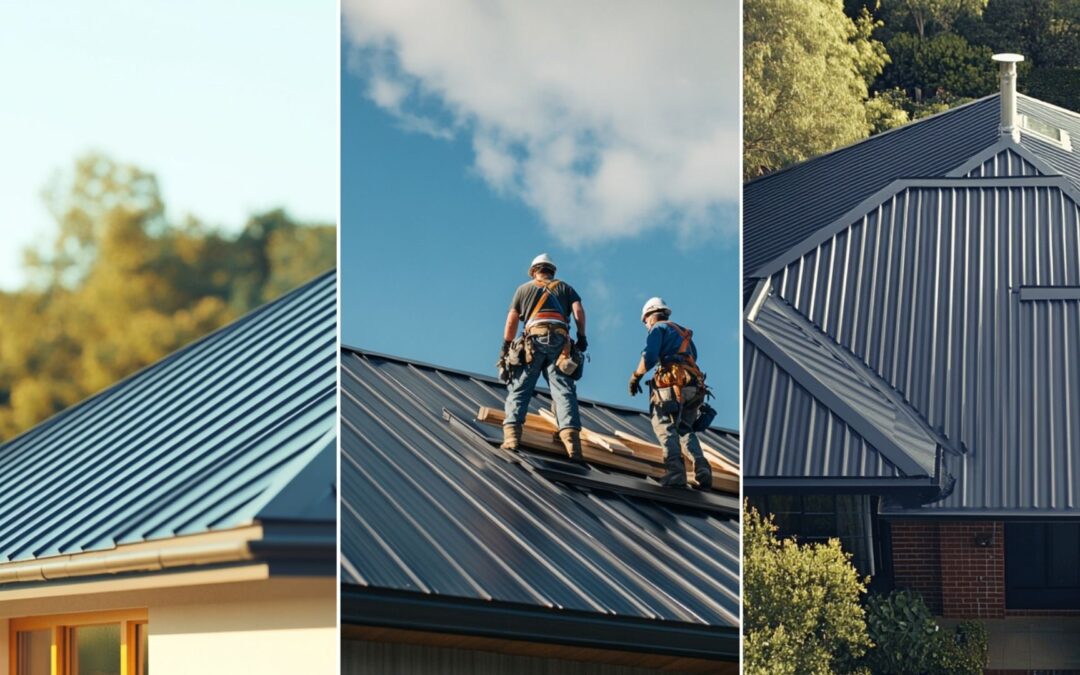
[649,321,708,416]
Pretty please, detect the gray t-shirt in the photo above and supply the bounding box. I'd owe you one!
[510,279,581,328]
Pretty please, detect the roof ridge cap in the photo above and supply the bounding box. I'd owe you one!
[745,95,998,187]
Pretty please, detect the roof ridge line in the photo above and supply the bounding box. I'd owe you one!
[752,175,1078,279]
[0,269,336,457]
[744,95,998,187]
[1019,92,1080,122]
[946,137,1063,177]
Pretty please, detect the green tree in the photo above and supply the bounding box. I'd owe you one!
[0,153,334,440]
[882,0,988,38]
[744,504,872,675]
[880,32,995,101]
[744,0,890,178]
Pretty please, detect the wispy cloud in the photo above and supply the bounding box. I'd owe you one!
[342,0,739,244]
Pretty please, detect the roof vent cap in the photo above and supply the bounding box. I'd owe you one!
[993,53,1024,142]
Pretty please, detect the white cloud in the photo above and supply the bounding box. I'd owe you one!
[342,0,740,244]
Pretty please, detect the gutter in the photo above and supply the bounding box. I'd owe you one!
[0,536,255,585]
[0,518,336,586]
[342,585,740,663]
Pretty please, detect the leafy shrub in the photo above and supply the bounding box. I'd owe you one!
[861,590,987,675]
[743,503,872,675]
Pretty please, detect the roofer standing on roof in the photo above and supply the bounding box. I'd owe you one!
[628,298,714,489]
[498,254,588,461]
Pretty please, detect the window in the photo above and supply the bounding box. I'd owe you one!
[749,494,876,575]
[9,610,148,675]
[1019,114,1072,150]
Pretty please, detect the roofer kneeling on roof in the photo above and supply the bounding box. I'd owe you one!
[497,253,588,462]
[628,298,715,489]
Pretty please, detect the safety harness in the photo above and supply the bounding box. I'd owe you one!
[652,321,705,403]
[522,279,576,371]
[525,279,569,329]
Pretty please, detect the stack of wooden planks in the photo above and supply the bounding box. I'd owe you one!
[475,406,738,494]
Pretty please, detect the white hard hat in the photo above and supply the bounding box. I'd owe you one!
[529,253,556,275]
[641,296,671,322]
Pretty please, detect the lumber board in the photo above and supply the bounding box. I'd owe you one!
[538,408,635,456]
[476,406,736,493]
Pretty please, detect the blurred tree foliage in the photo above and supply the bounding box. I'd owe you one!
[0,153,334,440]
[744,0,894,178]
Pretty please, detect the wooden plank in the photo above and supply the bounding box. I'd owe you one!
[700,442,740,476]
[477,406,736,493]
[613,430,738,480]
[537,409,635,457]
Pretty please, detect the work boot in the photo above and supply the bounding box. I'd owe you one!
[660,456,688,488]
[500,424,522,451]
[559,428,584,463]
[693,458,713,490]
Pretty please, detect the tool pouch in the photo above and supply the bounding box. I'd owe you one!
[691,402,718,432]
[507,336,528,367]
[652,385,681,417]
[555,339,586,380]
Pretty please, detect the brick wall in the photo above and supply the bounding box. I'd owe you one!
[890,520,943,613]
[939,522,1005,619]
[889,520,1005,619]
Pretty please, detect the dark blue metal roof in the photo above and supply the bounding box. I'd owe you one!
[340,348,739,640]
[745,94,1080,290]
[747,173,1080,515]
[744,292,944,486]
[0,271,337,563]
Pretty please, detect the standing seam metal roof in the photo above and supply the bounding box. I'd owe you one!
[752,176,1080,514]
[0,271,337,563]
[341,348,739,629]
[744,294,942,482]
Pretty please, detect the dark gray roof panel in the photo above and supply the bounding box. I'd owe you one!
[764,180,1080,513]
[745,295,940,479]
[964,147,1045,177]
[744,96,1001,281]
[743,341,903,480]
[745,95,1080,285]
[341,349,740,628]
[1018,95,1080,187]
[0,272,337,562]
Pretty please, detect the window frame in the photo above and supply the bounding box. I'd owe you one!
[9,609,148,675]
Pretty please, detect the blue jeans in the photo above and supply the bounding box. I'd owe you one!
[504,333,581,431]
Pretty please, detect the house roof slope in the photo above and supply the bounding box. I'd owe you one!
[745,94,1080,287]
[752,176,1080,515]
[744,294,944,488]
[0,270,337,564]
[340,348,740,637]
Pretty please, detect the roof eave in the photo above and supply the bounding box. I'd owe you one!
[341,585,740,663]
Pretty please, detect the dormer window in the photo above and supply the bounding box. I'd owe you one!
[1019,114,1072,150]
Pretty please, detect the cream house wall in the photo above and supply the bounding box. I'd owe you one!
[0,575,335,675]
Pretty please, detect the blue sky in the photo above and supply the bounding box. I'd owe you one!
[341,1,741,427]
[0,1,337,289]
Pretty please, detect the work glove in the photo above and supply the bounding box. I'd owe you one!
[575,334,588,352]
[628,372,643,396]
[500,340,511,357]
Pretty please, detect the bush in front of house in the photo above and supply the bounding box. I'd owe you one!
[861,589,988,675]
[743,503,872,675]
